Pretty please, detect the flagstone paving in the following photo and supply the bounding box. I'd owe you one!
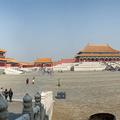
[0,70,120,120]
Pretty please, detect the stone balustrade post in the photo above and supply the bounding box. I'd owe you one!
[34,92,41,120]
[41,104,44,120]
[0,94,8,120]
[34,92,41,107]
[44,92,47,109]
[41,92,45,107]
[22,93,33,120]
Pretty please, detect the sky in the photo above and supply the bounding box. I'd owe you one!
[0,0,120,63]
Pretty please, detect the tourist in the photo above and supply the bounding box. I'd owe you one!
[0,87,4,96]
[32,77,35,84]
[4,89,8,101]
[26,78,29,85]
[8,88,13,102]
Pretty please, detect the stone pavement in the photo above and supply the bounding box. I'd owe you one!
[8,101,22,120]
[1,70,120,120]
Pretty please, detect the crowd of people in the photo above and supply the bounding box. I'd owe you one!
[0,87,13,102]
[37,68,54,75]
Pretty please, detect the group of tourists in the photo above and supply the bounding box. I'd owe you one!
[0,87,13,102]
[37,68,54,75]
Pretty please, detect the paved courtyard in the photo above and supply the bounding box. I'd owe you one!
[0,70,120,120]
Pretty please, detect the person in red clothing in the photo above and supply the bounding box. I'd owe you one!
[26,78,29,85]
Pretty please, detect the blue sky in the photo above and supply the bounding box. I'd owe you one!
[0,0,120,62]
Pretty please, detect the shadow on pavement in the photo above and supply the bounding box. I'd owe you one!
[8,112,22,120]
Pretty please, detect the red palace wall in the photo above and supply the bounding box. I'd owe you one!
[35,64,43,67]
[6,64,12,67]
[23,65,35,68]
[52,59,76,66]
[0,53,5,58]
[0,62,6,67]
[75,58,120,62]
[44,64,51,67]
[0,53,4,56]
[6,64,19,67]
[61,59,76,63]
[35,64,52,67]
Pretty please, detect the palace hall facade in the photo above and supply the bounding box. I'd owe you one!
[75,44,120,62]
[34,58,53,67]
[0,49,7,66]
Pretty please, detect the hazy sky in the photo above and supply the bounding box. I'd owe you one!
[0,0,120,62]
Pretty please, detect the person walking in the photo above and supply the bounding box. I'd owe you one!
[32,77,35,84]
[8,88,13,102]
[4,89,8,101]
[0,87,4,96]
[26,78,29,85]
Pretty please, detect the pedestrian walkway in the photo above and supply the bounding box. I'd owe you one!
[8,101,22,120]
[1,71,54,120]
[1,71,120,120]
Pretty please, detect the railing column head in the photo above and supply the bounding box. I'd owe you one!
[34,92,41,107]
[35,92,41,101]
[22,93,33,120]
[0,94,8,120]
[23,93,32,108]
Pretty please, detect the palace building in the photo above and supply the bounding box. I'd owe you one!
[6,58,19,67]
[0,49,7,67]
[75,44,120,62]
[34,58,53,67]
[19,62,35,68]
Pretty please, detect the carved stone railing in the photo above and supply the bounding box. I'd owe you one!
[0,94,8,120]
[0,91,54,120]
[41,91,53,120]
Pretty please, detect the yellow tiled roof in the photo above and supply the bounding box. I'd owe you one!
[34,58,53,63]
[6,58,19,63]
[19,62,34,66]
[79,44,120,53]
[0,49,7,53]
[0,58,7,61]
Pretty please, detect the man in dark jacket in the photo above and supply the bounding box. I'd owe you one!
[9,88,13,102]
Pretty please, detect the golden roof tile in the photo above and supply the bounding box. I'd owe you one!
[6,58,19,63]
[0,49,7,53]
[19,62,34,66]
[34,58,53,63]
[0,58,7,61]
[79,44,120,53]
